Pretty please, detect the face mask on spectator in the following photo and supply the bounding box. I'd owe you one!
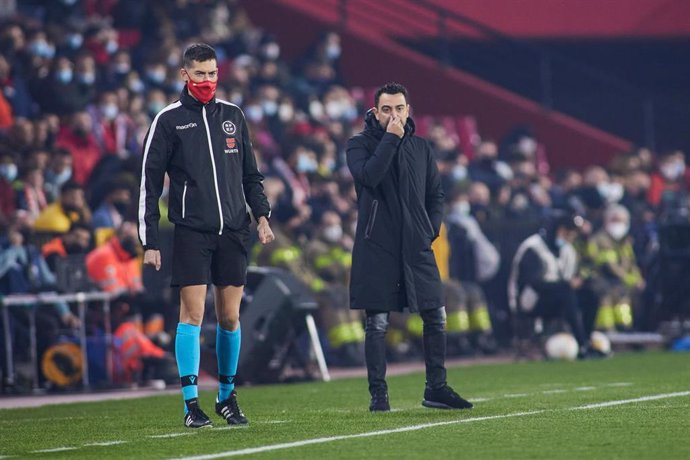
[451,200,470,216]
[105,39,118,54]
[606,222,629,241]
[148,101,165,115]
[0,163,18,182]
[230,92,243,106]
[66,33,83,49]
[323,224,343,243]
[296,154,317,173]
[30,40,55,59]
[555,237,566,248]
[279,103,294,122]
[129,79,145,93]
[147,69,166,84]
[452,165,467,181]
[661,161,684,181]
[120,237,139,258]
[262,42,280,61]
[167,55,180,67]
[325,44,341,60]
[261,100,278,116]
[56,69,73,84]
[114,62,130,75]
[65,242,87,254]
[112,200,130,215]
[597,182,623,204]
[309,100,324,119]
[55,167,72,185]
[245,105,263,123]
[325,100,348,120]
[101,103,119,120]
[78,72,95,85]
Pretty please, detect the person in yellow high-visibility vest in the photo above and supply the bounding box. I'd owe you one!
[586,204,644,331]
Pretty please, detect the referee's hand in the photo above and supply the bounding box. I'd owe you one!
[257,216,275,245]
[144,249,162,271]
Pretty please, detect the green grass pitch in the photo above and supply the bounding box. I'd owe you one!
[1,351,689,459]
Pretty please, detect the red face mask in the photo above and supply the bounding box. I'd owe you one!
[186,78,217,104]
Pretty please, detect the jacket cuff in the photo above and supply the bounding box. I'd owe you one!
[143,245,158,251]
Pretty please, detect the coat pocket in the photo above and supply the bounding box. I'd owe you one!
[364,199,379,239]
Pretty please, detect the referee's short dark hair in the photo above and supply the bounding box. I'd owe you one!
[374,82,409,108]
[183,43,217,68]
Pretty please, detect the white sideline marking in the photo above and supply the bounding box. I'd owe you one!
[503,393,528,398]
[573,391,690,410]
[149,432,196,439]
[606,382,633,387]
[32,447,78,453]
[173,391,690,460]
[542,389,566,394]
[176,411,544,460]
[83,441,128,447]
[575,386,596,391]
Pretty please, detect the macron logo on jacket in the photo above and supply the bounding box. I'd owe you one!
[176,122,197,130]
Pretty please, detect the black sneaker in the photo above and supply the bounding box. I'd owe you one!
[183,398,212,428]
[215,391,248,425]
[422,385,473,410]
[369,389,390,412]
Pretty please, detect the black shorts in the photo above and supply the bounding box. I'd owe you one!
[171,224,251,287]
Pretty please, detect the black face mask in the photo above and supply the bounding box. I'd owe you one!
[62,203,80,214]
[64,242,86,254]
[73,127,88,138]
[112,200,130,215]
[120,237,139,258]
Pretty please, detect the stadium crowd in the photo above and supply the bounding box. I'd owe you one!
[1,0,689,389]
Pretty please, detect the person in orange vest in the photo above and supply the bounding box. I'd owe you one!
[113,314,167,383]
[42,222,93,271]
[86,220,143,295]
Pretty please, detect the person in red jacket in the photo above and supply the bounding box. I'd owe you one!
[86,220,142,295]
[55,111,102,185]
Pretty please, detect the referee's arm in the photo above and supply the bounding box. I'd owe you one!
[240,118,270,221]
[138,114,173,252]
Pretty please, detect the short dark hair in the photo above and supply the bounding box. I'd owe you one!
[60,181,83,195]
[374,82,409,108]
[68,222,92,234]
[182,43,217,68]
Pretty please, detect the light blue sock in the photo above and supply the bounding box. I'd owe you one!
[176,322,201,413]
[216,323,241,401]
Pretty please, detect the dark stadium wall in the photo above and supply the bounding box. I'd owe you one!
[408,0,690,39]
[244,1,632,168]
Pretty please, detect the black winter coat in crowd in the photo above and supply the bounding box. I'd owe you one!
[346,110,444,312]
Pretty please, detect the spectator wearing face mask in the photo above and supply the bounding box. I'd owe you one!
[34,181,91,234]
[44,148,74,201]
[89,90,134,157]
[92,180,132,243]
[647,151,689,211]
[585,204,644,331]
[86,220,142,295]
[55,111,102,185]
[15,166,48,222]
[304,210,364,366]
[0,151,18,225]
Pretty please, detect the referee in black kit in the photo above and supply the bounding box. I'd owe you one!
[138,43,274,428]
[346,83,473,412]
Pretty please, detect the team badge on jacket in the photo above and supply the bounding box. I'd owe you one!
[222,120,236,135]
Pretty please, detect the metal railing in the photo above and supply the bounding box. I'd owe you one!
[1,291,113,391]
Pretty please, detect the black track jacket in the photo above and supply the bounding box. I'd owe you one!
[137,87,270,250]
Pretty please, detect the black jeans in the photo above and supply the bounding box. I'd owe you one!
[364,307,447,395]
[534,282,588,347]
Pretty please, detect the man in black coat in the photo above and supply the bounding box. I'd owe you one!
[346,83,473,412]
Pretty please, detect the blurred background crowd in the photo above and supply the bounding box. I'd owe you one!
[1,0,689,391]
